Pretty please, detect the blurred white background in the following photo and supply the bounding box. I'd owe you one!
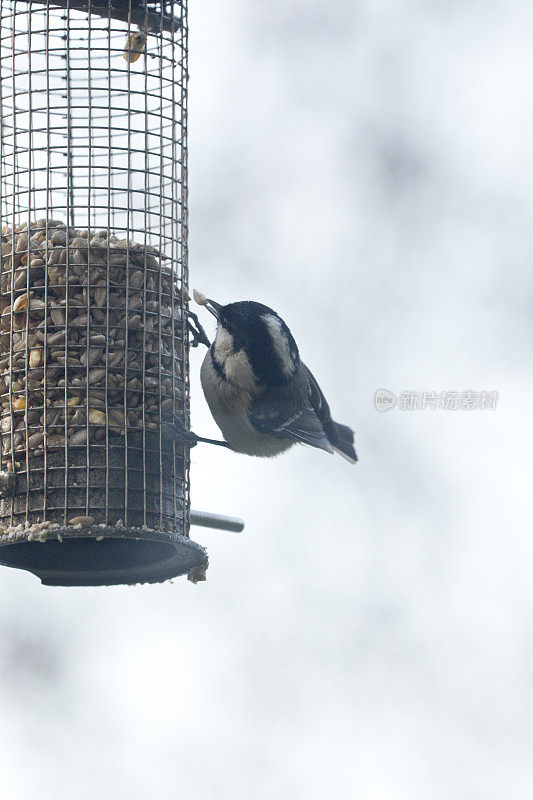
[1,1,532,797]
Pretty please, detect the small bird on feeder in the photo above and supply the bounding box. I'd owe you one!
[179,291,357,463]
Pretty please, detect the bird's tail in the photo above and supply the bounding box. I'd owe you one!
[329,421,358,464]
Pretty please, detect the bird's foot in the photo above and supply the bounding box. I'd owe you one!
[187,311,211,348]
[172,416,199,447]
[172,416,230,449]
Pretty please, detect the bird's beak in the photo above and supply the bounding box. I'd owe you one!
[204,298,222,320]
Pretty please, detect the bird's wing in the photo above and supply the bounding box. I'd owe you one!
[304,365,333,427]
[249,374,334,454]
[305,364,357,463]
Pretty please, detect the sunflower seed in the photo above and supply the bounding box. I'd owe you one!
[15,233,28,253]
[88,408,106,425]
[27,431,44,448]
[51,229,66,246]
[12,294,28,313]
[47,248,61,266]
[71,314,88,327]
[47,330,66,345]
[14,271,27,291]
[88,369,106,384]
[68,515,95,526]
[80,347,103,367]
[29,348,41,367]
[89,334,106,345]
[69,429,87,446]
[129,271,144,289]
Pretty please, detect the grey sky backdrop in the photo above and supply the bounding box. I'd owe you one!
[1,1,532,798]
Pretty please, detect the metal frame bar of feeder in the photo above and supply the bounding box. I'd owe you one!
[190,510,244,533]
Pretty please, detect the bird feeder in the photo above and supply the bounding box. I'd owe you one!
[0,0,220,585]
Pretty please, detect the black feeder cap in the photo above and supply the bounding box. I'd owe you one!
[28,0,183,34]
[0,524,208,587]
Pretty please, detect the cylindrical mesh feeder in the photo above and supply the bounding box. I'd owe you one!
[0,0,208,585]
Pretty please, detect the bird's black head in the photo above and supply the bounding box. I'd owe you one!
[207,299,300,387]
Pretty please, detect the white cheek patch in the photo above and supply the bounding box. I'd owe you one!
[214,327,258,393]
[261,314,296,376]
[225,351,258,393]
[213,326,235,363]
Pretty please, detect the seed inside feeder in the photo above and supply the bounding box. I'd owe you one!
[123,31,147,63]
[0,220,185,464]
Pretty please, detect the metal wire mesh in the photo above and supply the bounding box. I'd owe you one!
[0,0,190,544]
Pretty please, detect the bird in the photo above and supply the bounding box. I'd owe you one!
[186,291,357,463]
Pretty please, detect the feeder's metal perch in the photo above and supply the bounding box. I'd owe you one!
[0,0,217,586]
[190,510,244,533]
